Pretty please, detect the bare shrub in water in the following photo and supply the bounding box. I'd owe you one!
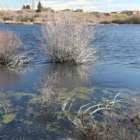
[62,94,140,140]
[40,13,97,64]
[0,31,31,67]
[0,31,22,66]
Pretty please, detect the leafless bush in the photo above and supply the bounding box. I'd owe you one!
[0,10,16,21]
[62,93,140,140]
[16,12,35,22]
[40,13,97,64]
[0,31,31,67]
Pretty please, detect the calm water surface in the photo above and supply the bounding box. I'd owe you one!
[0,24,140,139]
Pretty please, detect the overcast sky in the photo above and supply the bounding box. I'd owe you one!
[0,0,140,12]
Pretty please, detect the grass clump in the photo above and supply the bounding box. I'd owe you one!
[40,13,97,64]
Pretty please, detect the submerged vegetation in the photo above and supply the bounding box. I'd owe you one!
[40,13,97,64]
[0,86,139,139]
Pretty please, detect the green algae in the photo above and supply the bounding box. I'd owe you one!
[54,88,68,93]
[14,92,35,97]
[46,122,60,132]
[72,87,93,94]
[0,91,35,99]
[23,120,33,125]
[56,111,65,120]
[2,114,16,124]
[56,87,93,103]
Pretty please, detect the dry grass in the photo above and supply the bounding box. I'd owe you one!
[0,10,54,23]
[112,15,140,24]
[0,10,114,24]
[40,13,97,64]
[0,10,139,25]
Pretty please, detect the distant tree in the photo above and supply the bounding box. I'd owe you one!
[36,1,43,12]
[26,5,31,10]
[22,5,26,10]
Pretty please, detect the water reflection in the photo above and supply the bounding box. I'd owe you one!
[0,67,21,88]
[46,63,95,89]
[28,63,96,115]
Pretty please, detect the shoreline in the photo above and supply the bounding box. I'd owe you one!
[0,22,119,26]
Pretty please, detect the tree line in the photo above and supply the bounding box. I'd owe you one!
[22,1,43,12]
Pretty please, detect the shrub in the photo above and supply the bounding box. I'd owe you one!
[62,94,140,140]
[0,18,4,23]
[0,31,22,66]
[40,13,97,64]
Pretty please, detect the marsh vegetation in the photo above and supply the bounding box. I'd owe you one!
[0,21,140,139]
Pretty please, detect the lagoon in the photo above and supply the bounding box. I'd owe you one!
[0,24,140,139]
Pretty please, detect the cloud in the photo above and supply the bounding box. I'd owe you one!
[40,0,115,12]
[0,2,9,10]
[1,0,139,12]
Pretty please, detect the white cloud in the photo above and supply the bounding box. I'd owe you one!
[33,0,140,12]
[40,0,114,12]
[0,2,9,10]
[107,0,114,3]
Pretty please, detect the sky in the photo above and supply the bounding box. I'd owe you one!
[0,0,140,12]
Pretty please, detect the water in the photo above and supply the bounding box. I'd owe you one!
[0,24,140,139]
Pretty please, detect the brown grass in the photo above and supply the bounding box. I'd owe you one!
[1,10,139,25]
[112,15,140,24]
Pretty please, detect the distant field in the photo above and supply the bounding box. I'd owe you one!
[0,10,114,24]
[0,10,139,25]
